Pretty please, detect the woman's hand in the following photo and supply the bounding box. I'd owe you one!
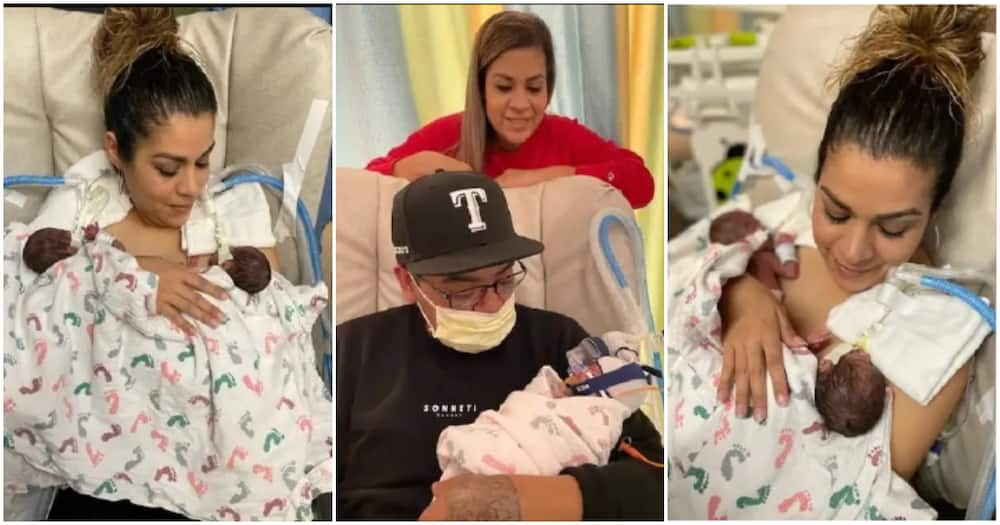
[419,474,581,521]
[717,275,806,422]
[393,151,473,181]
[136,256,228,336]
[495,166,574,188]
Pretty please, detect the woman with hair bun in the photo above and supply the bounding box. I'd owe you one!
[716,5,991,479]
[24,7,280,519]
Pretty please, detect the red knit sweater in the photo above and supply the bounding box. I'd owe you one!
[365,113,655,208]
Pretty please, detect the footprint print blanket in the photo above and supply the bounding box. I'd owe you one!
[3,223,332,520]
[437,365,632,480]
[666,220,934,519]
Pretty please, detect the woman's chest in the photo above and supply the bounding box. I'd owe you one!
[104,213,186,263]
[780,247,851,338]
[483,131,571,174]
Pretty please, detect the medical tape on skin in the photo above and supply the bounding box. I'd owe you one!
[202,191,233,263]
[66,176,96,249]
[276,98,329,241]
[774,233,796,264]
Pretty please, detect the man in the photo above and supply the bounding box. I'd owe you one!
[337,171,663,520]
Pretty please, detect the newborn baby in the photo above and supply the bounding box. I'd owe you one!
[436,332,660,479]
[709,210,798,295]
[813,340,888,437]
[22,224,271,293]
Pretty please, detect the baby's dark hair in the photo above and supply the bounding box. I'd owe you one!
[815,352,887,437]
[816,6,991,210]
[224,247,272,295]
[93,8,217,162]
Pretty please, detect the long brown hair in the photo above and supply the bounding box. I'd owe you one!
[455,11,556,171]
[817,5,991,210]
[93,7,217,162]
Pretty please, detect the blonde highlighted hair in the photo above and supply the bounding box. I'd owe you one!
[456,11,556,171]
[817,5,992,210]
[93,7,216,161]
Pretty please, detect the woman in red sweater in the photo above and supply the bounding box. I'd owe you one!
[365,11,655,209]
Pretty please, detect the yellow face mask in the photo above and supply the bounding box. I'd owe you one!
[411,277,517,354]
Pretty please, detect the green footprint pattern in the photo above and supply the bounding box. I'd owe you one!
[693,405,710,419]
[684,466,709,494]
[829,484,860,509]
[865,505,885,520]
[736,485,771,509]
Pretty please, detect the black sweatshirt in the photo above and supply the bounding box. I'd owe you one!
[336,304,663,520]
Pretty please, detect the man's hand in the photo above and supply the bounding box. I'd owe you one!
[419,474,521,521]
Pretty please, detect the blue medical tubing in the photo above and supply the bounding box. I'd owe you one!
[4,175,67,188]
[730,152,796,198]
[919,276,996,332]
[5,173,327,314]
[597,213,656,334]
[761,153,796,183]
[5,173,332,387]
[596,211,663,391]
[918,274,996,520]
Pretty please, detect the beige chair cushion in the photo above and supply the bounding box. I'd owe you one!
[753,6,996,508]
[335,168,642,338]
[4,7,331,282]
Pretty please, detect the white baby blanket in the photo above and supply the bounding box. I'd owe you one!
[436,366,632,480]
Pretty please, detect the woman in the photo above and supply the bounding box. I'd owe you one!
[716,5,990,482]
[365,10,655,209]
[35,8,279,519]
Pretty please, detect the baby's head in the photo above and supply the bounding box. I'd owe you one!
[221,246,272,295]
[564,333,657,412]
[815,348,887,437]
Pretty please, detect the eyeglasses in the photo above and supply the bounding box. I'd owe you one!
[417,261,527,310]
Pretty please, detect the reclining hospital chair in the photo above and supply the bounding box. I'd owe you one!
[3,7,332,519]
[751,6,996,519]
[336,168,662,420]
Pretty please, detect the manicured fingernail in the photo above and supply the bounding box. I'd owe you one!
[792,337,807,347]
[777,394,789,406]
[736,405,747,418]
[754,408,765,422]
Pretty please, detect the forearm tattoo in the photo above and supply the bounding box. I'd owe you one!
[446,475,522,521]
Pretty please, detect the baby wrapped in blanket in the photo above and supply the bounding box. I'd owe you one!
[436,332,660,479]
[3,222,332,521]
[667,208,992,519]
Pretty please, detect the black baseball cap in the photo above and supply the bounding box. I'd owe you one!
[391,171,544,276]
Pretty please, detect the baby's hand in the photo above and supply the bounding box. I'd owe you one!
[222,247,272,295]
[22,228,78,274]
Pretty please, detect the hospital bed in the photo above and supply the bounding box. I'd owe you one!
[336,168,662,426]
[675,5,996,519]
[3,7,332,520]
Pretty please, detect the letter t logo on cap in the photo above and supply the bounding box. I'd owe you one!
[450,188,488,233]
